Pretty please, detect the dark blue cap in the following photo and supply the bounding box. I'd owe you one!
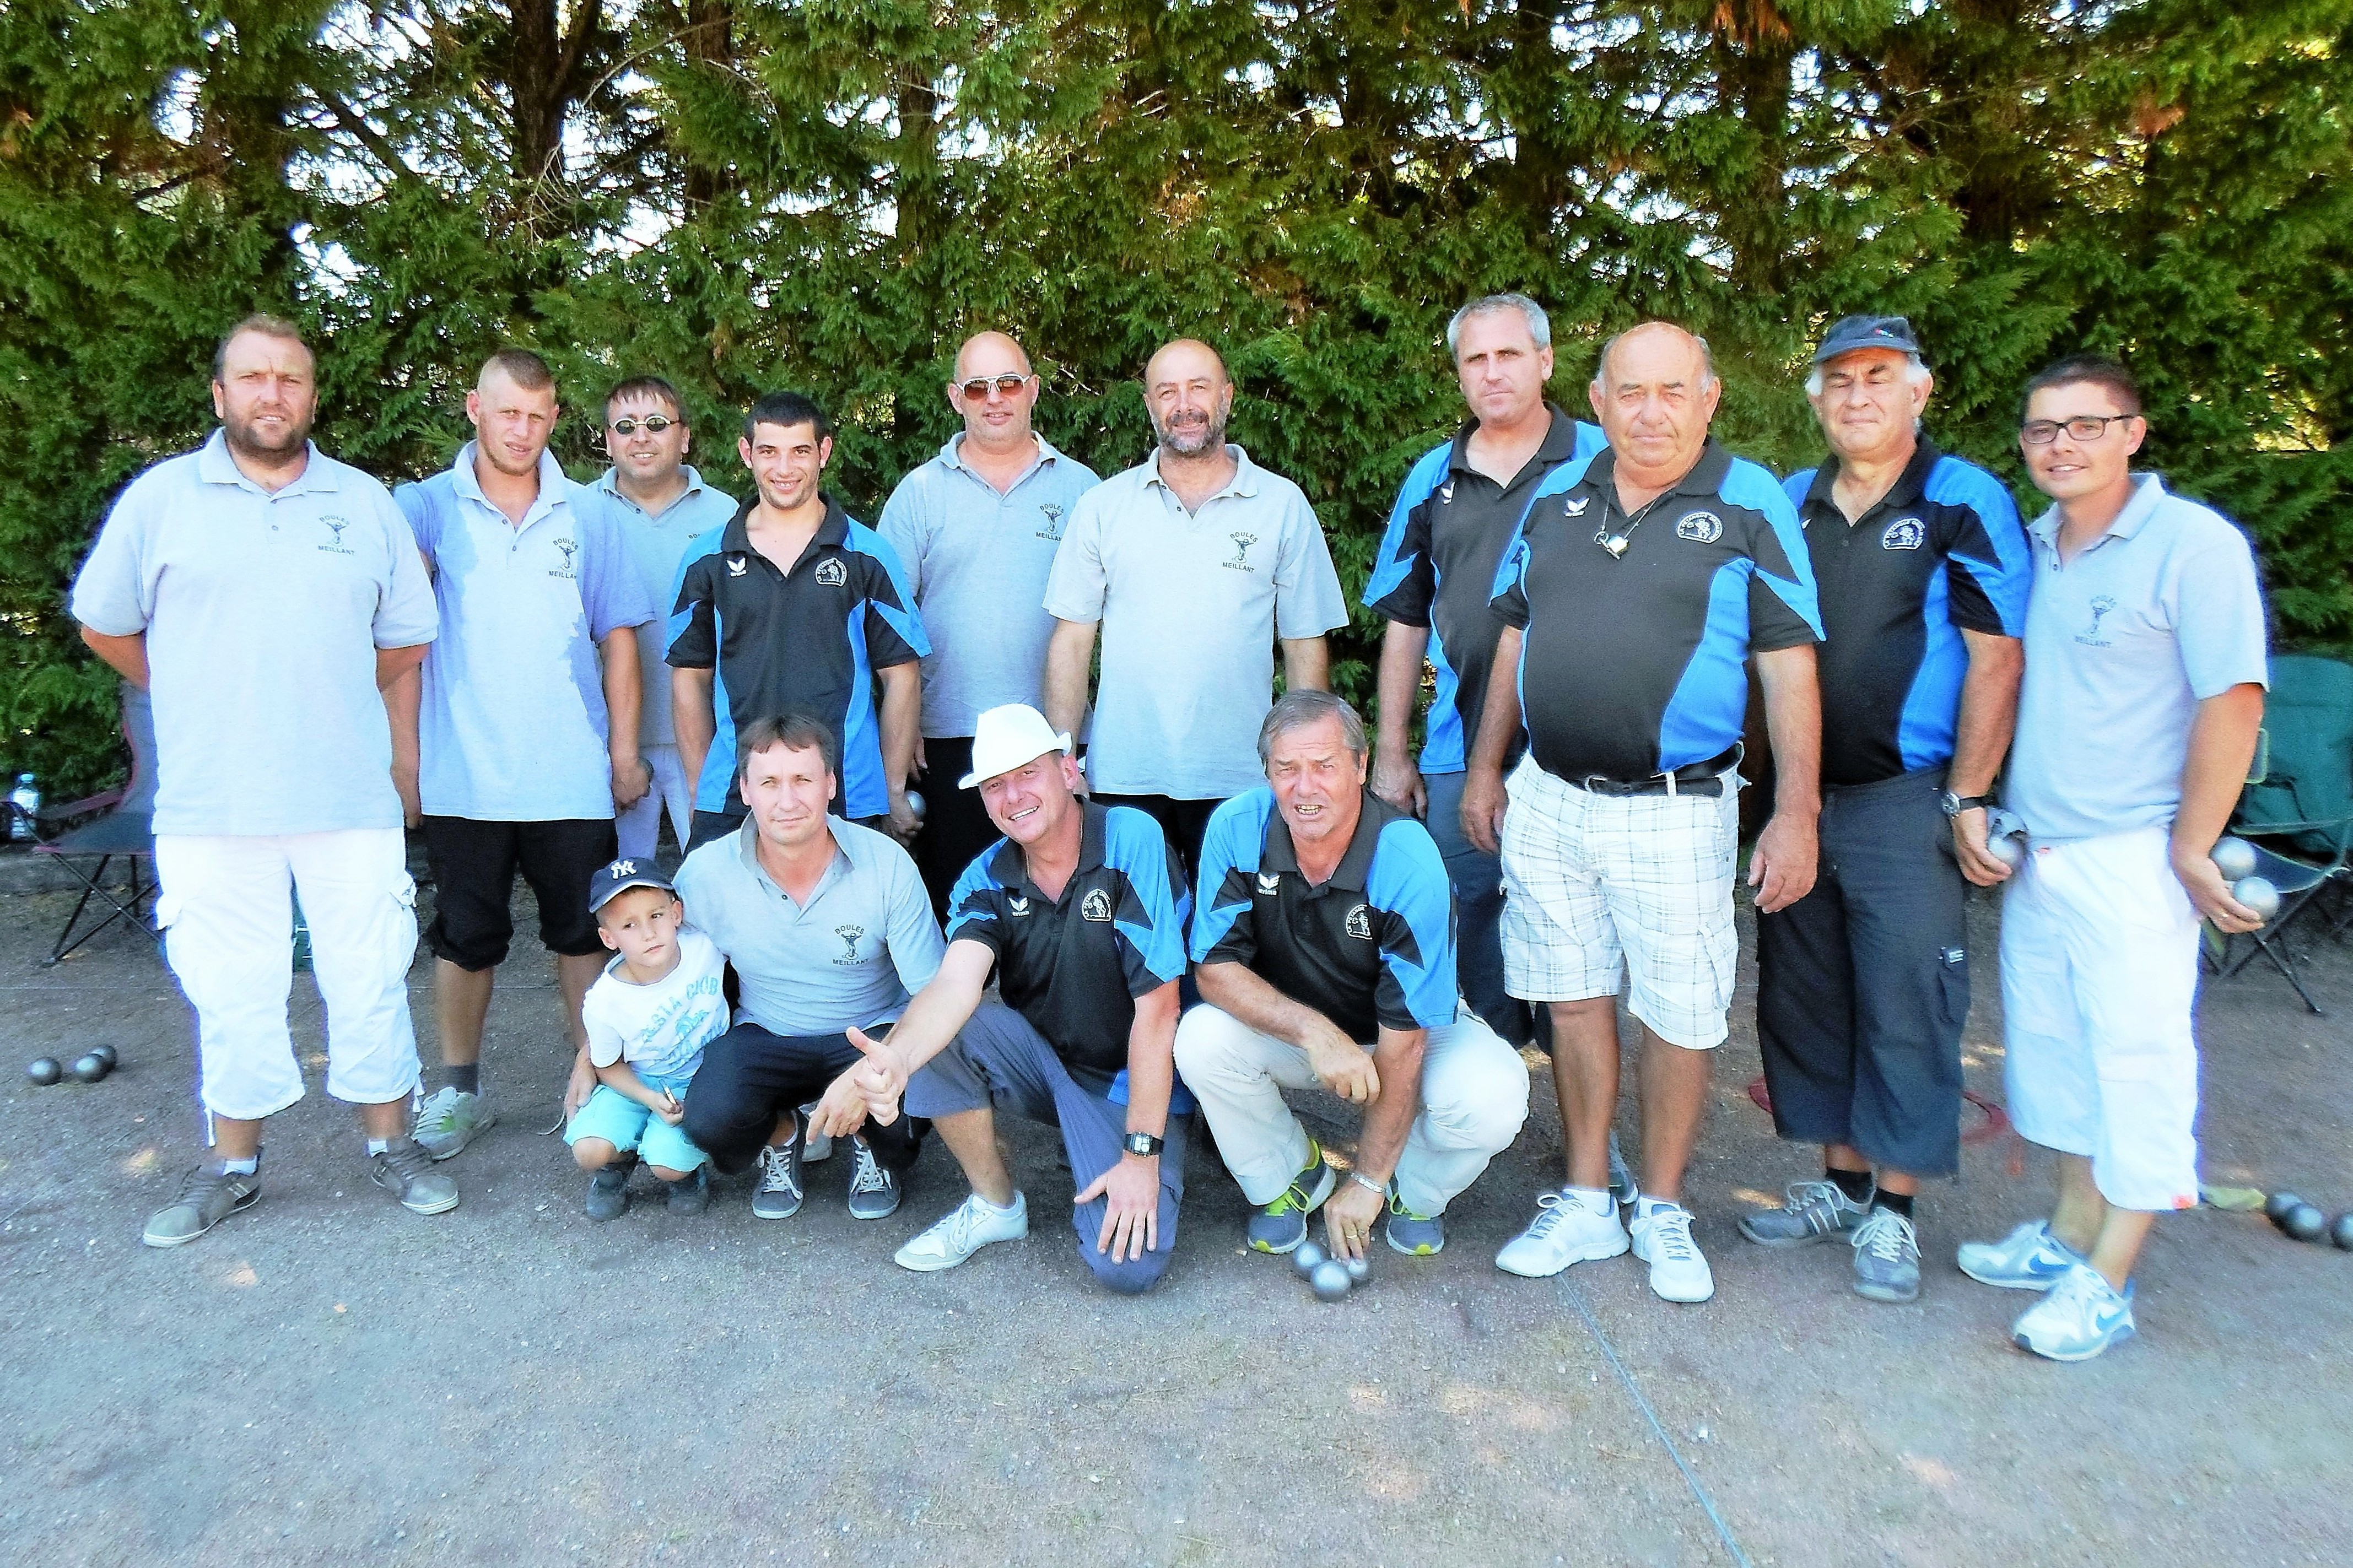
[1814,315,1923,365]
[587,857,676,915]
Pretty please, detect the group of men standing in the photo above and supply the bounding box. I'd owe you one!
[72,288,2267,1361]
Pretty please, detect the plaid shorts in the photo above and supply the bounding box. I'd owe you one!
[1498,755,1742,1049]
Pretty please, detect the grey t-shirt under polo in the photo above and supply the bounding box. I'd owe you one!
[580,464,738,749]
[2007,474,2269,844]
[1043,444,1348,799]
[70,432,439,837]
[877,434,1100,739]
[673,815,946,1037]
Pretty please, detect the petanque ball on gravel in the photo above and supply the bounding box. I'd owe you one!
[89,1044,119,1069]
[1342,1254,1370,1283]
[1291,1240,1325,1277]
[1309,1260,1352,1301]
[2331,1214,2353,1252]
[71,1053,110,1084]
[2282,1204,2329,1243]
[2266,1192,2305,1223]
[26,1057,63,1088]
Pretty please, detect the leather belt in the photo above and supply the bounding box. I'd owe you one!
[1572,744,1741,798]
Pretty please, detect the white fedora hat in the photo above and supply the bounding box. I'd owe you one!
[958,704,1074,790]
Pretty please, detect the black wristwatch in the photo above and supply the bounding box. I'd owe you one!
[1121,1132,1164,1158]
[1940,791,1993,818]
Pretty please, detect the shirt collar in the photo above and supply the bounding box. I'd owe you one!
[1800,435,1941,519]
[2027,472,2167,548]
[942,432,1062,478]
[451,441,570,526]
[1260,789,1392,895]
[1447,404,1584,480]
[719,494,851,563]
[594,463,710,513]
[1578,437,1733,506]
[196,429,336,495]
[998,799,1109,906]
[733,815,856,900]
[1143,443,1259,501]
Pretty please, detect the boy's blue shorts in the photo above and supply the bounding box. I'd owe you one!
[565,1080,707,1172]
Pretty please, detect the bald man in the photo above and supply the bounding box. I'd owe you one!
[1043,338,1348,880]
[1466,322,1825,1305]
[878,333,1102,914]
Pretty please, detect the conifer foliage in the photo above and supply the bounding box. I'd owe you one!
[4,2,2347,790]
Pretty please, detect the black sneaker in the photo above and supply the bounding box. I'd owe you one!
[752,1122,806,1220]
[845,1138,902,1220]
[370,1137,460,1216]
[665,1167,711,1215]
[585,1163,630,1221]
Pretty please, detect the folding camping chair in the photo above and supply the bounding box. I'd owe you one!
[30,683,159,966]
[2217,653,2353,1013]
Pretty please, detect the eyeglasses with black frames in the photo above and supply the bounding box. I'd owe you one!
[2020,414,2136,445]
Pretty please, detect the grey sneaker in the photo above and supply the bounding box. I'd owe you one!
[665,1167,711,1215]
[1384,1183,1445,1256]
[1738,1178,1871,1247]
[142,1163,261,1248]
[370,1138,460,1215]
[584,1163,630,1221]
[1246,1143,1335,1255]
[1850,1208,1922,1303]
[751,1131,805,1220]
[1607,1132,1639,1207]
[846,1138,902,1220]
[412,1086,494,1161]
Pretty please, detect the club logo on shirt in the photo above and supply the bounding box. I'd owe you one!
[1561,496,1590,518]
[549,536,580,580]
[1255,872,1281,896]
[1675,511,1724,544]
[1080,889,1113,923]
[1881,517,1926,551]
[1344,904,1374,941]
[1035,503,1065,541]
[814,557,849,588]
[2077,594,2120,648]
[1224,532,1259,572]
[726,555,749,577]
[316,516,355,555]
[1008,895,1032,917]
[832,923,866,964]
[1438,482,1456,505]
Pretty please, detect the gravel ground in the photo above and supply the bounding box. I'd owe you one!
[1,872,2347,1567]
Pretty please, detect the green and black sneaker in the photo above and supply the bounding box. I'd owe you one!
[1246,1142,1336,1255]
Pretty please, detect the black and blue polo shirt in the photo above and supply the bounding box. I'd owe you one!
[945,802,1190,1089]
[1491,440,1823,785]
[1190,788,1457,1043]
[1364,407,1606,772]
[1782,440,2031,790]
[666,496,929,820]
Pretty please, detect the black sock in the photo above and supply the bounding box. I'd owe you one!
[442,1064,480,1096]
[1872,1191,1916,1221]
[1827,1166,1875,1205]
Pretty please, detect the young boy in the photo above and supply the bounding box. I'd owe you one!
[565,859,730,1218]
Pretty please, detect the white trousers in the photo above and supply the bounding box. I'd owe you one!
[1173,1003,1530,1216]
[1999,826,2201,1212]
[154,829,423,1121]
[616,743,694,863]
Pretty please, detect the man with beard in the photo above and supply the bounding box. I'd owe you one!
[393,349,656,1159]
[73,315,455,1243]
[1043,338,1348,881]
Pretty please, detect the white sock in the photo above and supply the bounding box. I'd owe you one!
[366,1138,391,1156]
[1634,1195,1684,1220]
[1565,1185,1614,1215]
[213,1156,258,1177]
[978,1191,1020,1214]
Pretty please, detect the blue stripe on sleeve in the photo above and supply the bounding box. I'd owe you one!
[1103,806,1189,985]
[1722,458,1825,640]
[847,519,932,658]
[1363,444,1451,612]
[943,845,1012,948]
[1925,457,2031,637]
[1782,469,1817,513]
[1364,818,1458,1030]
[1189,791,1272,965]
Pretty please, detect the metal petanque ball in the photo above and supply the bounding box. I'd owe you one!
[2233,876,2280,922]
[904,790,926,823]
[25,1057,62,1088]
[1342,1254,1370,1284]
[1987,834,2023,871]
[1309,1259,1353,1301]
[2211,836,2259,882]
[1983,809,2027,870]
[1291,1240,1326,1277]
[2331,1214,2353,1252]
[89,1044,119,1070]
[71,1053,110,1084]
[2266,1191,2306,1223]
[2282,1203,2329,1244]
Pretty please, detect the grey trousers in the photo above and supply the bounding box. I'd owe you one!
[905,1001,1190,1294]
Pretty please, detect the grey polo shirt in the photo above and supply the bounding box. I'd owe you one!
[2007,474,2269,844]
[877,434,1100,739]
[1043,444,1348,799]
[396,444,655,823]
[70,432,439,837]
[673,815,946,1037]
[581,464,738,748]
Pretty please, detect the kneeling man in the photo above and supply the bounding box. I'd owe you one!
[1176,692,1530,1261]
[849,704,1192,1292]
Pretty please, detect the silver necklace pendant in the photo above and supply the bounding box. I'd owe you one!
[1596,529,1630,559]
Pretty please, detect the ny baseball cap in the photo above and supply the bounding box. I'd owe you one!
[1813,315,1923,364]
[587,857,676,915]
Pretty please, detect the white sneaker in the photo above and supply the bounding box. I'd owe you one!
[798,1102,833,1164]
[1629,1200,1715,1303]
[412,1086,494,1161]
[894,1191,1029,1272]
[1495,1187,1629,1278]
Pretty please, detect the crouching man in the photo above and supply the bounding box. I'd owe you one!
[843,704,1193,1292]
[1176,691,1530,1262]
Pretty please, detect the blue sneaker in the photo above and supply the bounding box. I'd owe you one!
[1246,1143,1334,1255]
[1607,1132,1639,1208]
[1956,1220,2079,1291]
[1384,1183,1445,1256]
[2011,1264,2136,1362]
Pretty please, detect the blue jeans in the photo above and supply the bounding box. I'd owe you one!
[1424,769,1537,1048]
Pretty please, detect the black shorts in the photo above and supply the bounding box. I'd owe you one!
[420,817,617,970]
[911,736,1004,921]
[1091,793,1222,891]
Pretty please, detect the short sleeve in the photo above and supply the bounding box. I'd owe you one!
[394,481,439,566]
[368,488,439,648]
[942,850,1009,956]
[1366,821,1458,1032]
[875,472,930,601]
[1936,471,2032,639]
[1104,807,1188,994]
[882,845,948,996]
[665,534,722,669]
[1489,527,1532,630]
[852,525,930,666]
[1271,492,1349,640]
[582,980,629,1068]
[69,482,156,637]
[1741,484,1825,652]
[2173,526,2270,700]
[578,499,656,640]
[1041,490,1111,622]
[1363,448,1448,625]
[1188,797,1262,967]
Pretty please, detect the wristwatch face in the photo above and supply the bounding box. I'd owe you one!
[1940,791,1964,817]
[1122,1133,1161,1156]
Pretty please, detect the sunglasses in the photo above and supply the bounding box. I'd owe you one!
[609,415,677,436]
[957,374,1032,399]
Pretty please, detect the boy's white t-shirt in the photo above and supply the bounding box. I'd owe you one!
[582,927,730,1079]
